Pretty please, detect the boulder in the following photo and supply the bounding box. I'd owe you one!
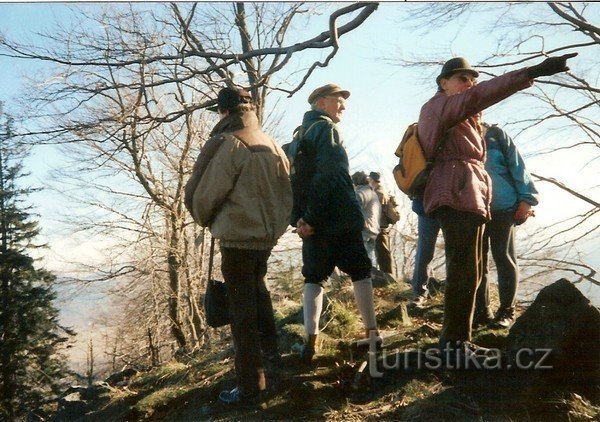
[505,278,600,396]
[105,367,138,386]
[371,268,397,287]
[56,391,88,420]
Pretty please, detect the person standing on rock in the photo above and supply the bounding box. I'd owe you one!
[417,53,576,358]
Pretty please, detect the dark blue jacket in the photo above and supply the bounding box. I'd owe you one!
[292,110,364,235]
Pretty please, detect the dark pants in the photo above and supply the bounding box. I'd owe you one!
[302,230,372,285]
[475,211,518,317]
[375,228,395,274]
[435,207,485,343]
[221,247,277,395]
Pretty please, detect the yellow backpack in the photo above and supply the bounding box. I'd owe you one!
[392,123,450,198]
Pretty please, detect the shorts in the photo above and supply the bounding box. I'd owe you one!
[302,230,372,284]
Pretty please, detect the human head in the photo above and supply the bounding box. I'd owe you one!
[308,83,350,123]
[351,171,368,186]
[368,171,381,188]
[208,87,253,116]
[436,57,479,95]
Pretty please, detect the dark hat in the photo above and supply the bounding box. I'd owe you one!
[308,83,350,104]
[436,57,479,86]
[351,171,368,186]
[368,171,381,182]
[208,87,252,112]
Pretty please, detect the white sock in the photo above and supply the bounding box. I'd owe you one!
[352,278,378,330]
[303,283,324,336]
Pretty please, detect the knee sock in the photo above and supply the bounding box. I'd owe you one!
[352,278,378,330]
[303,283,324,336]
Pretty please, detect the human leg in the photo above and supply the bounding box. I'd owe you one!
[435,207,484,344]
[254,249,279,358]
[375,228,395,274]
[301,235,334,362]
[488,211,518,325]
[411,214,441,299]
[221,247,265,396]
[474,224,494,325]
[336,231,379,337]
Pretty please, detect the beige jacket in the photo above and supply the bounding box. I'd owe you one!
[186,110,292,249]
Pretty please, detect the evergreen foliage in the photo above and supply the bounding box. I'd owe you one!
[0,104,75,420]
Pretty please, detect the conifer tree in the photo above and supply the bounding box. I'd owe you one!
[0,104,74,420]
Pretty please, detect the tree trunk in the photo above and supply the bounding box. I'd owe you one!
[167,213,187,349]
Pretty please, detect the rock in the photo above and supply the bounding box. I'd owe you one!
[399,302,412,326]
[427,277,444,296]
[86,382,112,401]
[371,268,396,287]
[505,278,600,396]
[56,391,88,420]
[105,367,138,386]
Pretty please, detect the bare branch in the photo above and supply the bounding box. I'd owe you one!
[531,172,600,208]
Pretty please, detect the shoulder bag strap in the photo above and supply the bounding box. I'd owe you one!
[208,237,215,282]
[429,128,453,164]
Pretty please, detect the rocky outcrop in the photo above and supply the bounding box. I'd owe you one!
[505,278,600,396]
[52,383,113,421]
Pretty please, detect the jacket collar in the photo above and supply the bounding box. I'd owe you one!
[210,108,260,137]
[303,109,334,126]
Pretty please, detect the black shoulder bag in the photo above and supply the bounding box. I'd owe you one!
[204,237,230,328]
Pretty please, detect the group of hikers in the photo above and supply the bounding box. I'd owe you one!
[184,52,576,405]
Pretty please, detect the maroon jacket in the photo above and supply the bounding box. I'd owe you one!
[418,69,532,220]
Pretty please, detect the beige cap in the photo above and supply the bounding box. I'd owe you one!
[307,83,350,104]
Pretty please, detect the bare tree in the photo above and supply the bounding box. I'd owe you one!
[0,2,379,362]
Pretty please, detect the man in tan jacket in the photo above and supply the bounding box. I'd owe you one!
[185,87,292,405]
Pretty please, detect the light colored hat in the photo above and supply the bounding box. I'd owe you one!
[307,83,350,104]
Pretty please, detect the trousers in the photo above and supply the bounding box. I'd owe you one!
[435,207,485,343]
[375,228,395,274]
[221,247,277,395]
[475,211,518,317]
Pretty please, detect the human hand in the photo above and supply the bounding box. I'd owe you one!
[527,52,578,79]
[296,218,315,239]
[514,201,534,225]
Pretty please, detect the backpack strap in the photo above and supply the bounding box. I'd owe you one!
[428,128,453,165]
[486,124,511,163]
[294,120,323,141]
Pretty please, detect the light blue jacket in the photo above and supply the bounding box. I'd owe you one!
[484,125,539,213]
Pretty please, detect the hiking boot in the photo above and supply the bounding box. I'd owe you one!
[299,344,315,363]
[218,387,263,406]
[439,340,494,370]
[491,311,515,329]
[472,310,494,328]
[411,294,428,309]
[357,329,383,353]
